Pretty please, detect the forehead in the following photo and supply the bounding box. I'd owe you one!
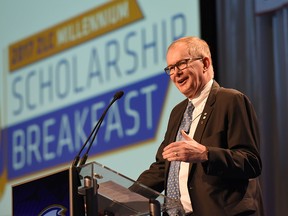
[166,42,189,64]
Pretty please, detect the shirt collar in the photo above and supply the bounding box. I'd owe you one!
[190,79,213,107]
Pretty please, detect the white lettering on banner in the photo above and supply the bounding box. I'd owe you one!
[124,90,140,136]
[12,130,25,170]
[43,118,56,161]
[11,85,157,171]
[10,13,187,117]
[57,114,74,156]
[57,1,129,45]
[140,84,157,129]
[104,101,124,141]
[74,107,90,151]
[27,124,42,165]
[104,84,157,140]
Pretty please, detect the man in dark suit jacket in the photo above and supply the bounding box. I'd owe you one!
[136,36,264,216]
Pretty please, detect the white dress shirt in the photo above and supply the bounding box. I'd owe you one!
[179,79,213,213]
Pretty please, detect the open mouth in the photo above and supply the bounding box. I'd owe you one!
[178,77,188,85]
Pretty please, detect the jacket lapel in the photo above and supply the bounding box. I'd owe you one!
[188,81,219,172]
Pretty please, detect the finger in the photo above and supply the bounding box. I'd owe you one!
[163,150,180,161]
[163,142,177,151]
[181,130,192,140]
[162,149,175,159]
[163,144,178,158]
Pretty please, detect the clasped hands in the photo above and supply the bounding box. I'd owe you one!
[162,130,208,163]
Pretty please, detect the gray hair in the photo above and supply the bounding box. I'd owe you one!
[168,36,213,66]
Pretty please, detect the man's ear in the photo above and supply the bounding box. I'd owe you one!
[202,57,210,71]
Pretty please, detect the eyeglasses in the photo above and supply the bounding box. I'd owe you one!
[164,57,203,75]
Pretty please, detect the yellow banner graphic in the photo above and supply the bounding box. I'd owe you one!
[9,0,143,72]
